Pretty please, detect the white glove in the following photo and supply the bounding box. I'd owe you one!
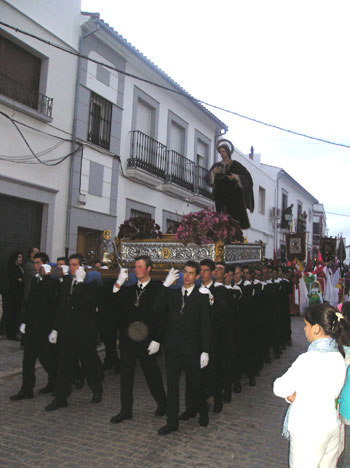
[42,264,52,274]
[61,265,69,275]
[19,323,26,334]
[75,266,86,283]
[200,352,209,369]
[147,340,160,355]
[113,268,129,293]
[163,268,179,287]
[48,330,58,344]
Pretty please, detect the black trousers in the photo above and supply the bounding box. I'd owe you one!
[6,291,22,339]
[55,335,102,401]
[96,310,120,366]
[22,331,56,393]
[119,347,166,413]
[165,351,208,426]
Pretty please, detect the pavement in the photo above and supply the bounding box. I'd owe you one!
[0,316,307,468]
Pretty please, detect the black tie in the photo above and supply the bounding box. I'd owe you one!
[71,279,77,294]
[184,289,188,303]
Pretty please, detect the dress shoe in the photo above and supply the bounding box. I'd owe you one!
[45,399,68,411]
[75,377,84,390]
[38,385,54,395]
[110,411,132,424]
[178,409,196,421]
[233,383,242,393]
[248,377,256,387]
[223,389,231,402]
[199,412,209,427]
[213,400,223,413]
[10,390,34,401]
[91,392,102,403]
[155,402,166,417]
[158,423,178,435]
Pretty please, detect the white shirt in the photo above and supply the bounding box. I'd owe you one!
[181,285,195,296]
[274,350,346,435]
[137,278,151,289]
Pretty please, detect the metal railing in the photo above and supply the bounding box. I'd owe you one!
[166,149,195,191]
[0,73,53,118]
[196,165,212,198]
[128,130,167,178]
[128,131,211,197]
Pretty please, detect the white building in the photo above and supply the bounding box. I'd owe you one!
[68,13,228,256]
[0,0,81,284]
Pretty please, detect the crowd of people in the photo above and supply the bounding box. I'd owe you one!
[1,249,350,466]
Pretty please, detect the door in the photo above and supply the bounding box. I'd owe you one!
[0,194,42,293]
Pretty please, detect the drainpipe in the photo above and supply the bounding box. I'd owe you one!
[65,19,100,257]
[274,169,283,254]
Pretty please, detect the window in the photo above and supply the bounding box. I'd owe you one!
[136,99,156,137]
[297,202,302,218]
[130,209,152,219]
[258,186,266,214]
[0,35,52,117]
[167,111,188,156]
[132,87,159,139]
[282,192,288,212]
[166,218,180,234]
[88,92,112,150]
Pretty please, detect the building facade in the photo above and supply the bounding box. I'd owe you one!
[67,13,228,257]
[0,0,80,287]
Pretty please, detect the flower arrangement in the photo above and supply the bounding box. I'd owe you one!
[175,208,243,245]
[118,216,162,240]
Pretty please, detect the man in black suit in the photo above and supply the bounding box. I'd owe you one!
[10,252,58,401]
[158,261,211,435]
[110,255,166,424]
[45,254,103,411]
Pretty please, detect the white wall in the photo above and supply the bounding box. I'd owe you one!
[0,1,80,259]
[4,0,81,49]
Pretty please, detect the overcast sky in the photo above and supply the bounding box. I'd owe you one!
[81,0,350,244]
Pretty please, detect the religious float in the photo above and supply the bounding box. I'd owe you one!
[94,209,263,281]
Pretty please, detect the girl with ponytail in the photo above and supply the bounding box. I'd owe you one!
[274,303,350,468]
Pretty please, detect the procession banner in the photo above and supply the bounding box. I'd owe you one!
[286,232,306,262]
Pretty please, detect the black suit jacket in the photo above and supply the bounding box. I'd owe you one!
[160,286,211,357]
[54,276,101,341]
[22,276,59,333]
[118,279,164,352]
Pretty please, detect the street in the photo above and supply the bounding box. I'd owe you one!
[0,317,306,468]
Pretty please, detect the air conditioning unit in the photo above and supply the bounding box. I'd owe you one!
[270,207,281,218]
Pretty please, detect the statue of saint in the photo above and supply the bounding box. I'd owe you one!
[204,138,254,229]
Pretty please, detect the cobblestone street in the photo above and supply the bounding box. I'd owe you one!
[0,317,307,468]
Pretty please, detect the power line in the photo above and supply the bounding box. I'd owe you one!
[0,111,82,166]
[325,211,350,218]
[1,20,350,150]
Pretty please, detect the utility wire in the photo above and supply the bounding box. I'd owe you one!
[325,212,350,218]
[0,111,82,166]
[1,20,350,149]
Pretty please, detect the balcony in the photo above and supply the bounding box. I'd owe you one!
[0,73,53,119]
[126,131,213,205]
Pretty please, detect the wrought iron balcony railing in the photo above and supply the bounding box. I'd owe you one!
[196,165,212,198]
[166,149,195,192]
[128,131,212,198]
[128,130,167,178]
[0,73,53,118]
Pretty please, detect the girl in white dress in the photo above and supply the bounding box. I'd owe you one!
[274,303,350,468]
